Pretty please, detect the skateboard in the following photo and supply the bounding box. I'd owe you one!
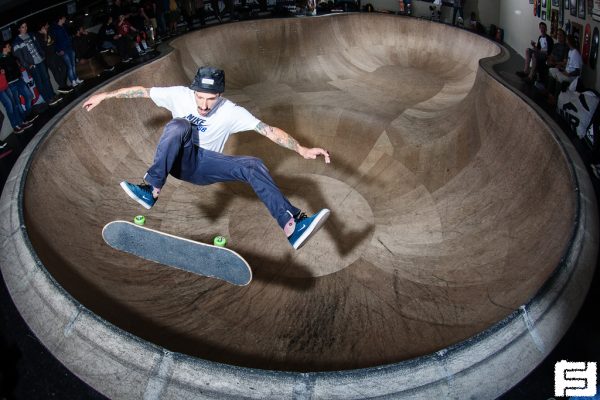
[583,23,592,64]
[102,221,252,286]
[591,27,599,69]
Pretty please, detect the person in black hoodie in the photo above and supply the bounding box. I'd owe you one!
[36,21,72,94]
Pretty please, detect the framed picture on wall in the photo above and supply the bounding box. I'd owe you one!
[542,0,547,8]
[542,9,547,19]
[565,0,569,9]
[553,0,559,5]
[571,0,577,14]
[593,0,600,20]
[579,0,586,18]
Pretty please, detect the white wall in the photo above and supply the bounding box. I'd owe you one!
[369,0,499,27]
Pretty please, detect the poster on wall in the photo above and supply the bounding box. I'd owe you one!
[579,0,586,18]
[551,9,559,36]
[592,0,600,20]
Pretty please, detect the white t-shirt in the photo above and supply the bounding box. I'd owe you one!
[149,86,261,153]
[539,36,548,52]
[566,48,583,74]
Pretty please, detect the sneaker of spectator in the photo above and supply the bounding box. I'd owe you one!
[57,86,74,94]
[0,140,12,159]
[23,113,39,124]
[47,96,64,106]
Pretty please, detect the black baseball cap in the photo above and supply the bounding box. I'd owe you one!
[190,66,225,93]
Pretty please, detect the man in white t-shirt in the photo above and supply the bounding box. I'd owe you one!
[547,34,584,105]
[83,67,331,250]
[549,34,583,84]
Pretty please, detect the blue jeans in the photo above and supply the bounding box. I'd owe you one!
[61,49,79,83]
[144,118,300,228]
[29,62,55,103]
[9,79,33,116]
[0,88,24,128]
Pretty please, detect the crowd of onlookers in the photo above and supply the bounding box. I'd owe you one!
[0,0,200,156]
[0,0,251,158]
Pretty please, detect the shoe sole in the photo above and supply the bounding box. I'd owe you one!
[120,181,153,210]
[293,208,331,250]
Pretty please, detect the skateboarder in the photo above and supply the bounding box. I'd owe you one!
[83,66,331,250]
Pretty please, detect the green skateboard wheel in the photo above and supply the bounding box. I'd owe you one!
[214,236,227,247]
[134,215,146,226]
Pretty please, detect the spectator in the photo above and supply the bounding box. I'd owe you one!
[467,12,484,34]
[12,21,63,107]
[117,14,148,59]
[453,0,464,26]
[547,34,583,102]
[129,6,153,49]
[0,42,38,125]
[51,16,83,87]
[142,0,159,42]
[0,64,32,134]
[538,28,568,87]
[98,15,119,52]
[166,0,181,35]
[516,22,554,82]
[36,21,73,94]
[73,25,115,73]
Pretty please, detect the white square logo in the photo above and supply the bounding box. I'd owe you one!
[555,360,597,397]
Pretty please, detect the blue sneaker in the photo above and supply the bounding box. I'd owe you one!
[288,209,331,250]
[120,181,156,209]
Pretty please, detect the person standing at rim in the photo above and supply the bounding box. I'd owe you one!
[83,67,331,250]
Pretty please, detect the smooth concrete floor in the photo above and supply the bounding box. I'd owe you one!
[1,15,599,399]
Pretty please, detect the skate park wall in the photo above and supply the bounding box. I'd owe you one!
[0,13,598,399]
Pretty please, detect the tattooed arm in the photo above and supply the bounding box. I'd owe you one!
[82,86,150,111]
[255,122,331,164]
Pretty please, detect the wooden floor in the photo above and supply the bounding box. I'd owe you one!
[20,14,578,372]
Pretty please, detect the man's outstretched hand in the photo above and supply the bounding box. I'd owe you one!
[300,147,331,164]
[82,93,106,111]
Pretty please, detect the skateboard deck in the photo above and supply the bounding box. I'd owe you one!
[591,27,599,69]
[583,23,592,64]
[102,221,252,286]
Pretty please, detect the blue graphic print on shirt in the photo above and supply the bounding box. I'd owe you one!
[185,114,207,132]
